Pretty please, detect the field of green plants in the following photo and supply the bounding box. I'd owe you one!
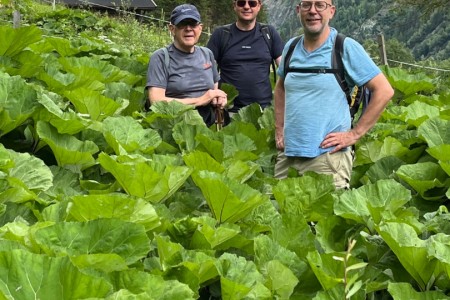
[0,3,449,300]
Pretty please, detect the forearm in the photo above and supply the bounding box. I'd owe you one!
[351,74,394,139]
[274,79,285,132]
[149,88,208,107]
[351,96,387,139]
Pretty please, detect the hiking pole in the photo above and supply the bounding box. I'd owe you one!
[215,106,224,131]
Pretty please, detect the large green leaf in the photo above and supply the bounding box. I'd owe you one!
[418,118,450,176]
[183,150,225,174]
[222,120,273,155]
[155,235,219,294]
[3,146,53,192]
[59,56,141,85]
[172,122,210,151]
[306,250,360,290]
[403,101,440,127]
[396,162,450,201]
[64,88,122,121]
[0,146,53,204]
[269,213,316,259]
[195,134,225,162]
[0,249,111,299]
[105,82,145,115]
[42,166,83,202]
[254,235,308,279]
[35,91,91,135]
[360,156,405,184]
[36,121,98,172]
[273,172,335,222]
[45,36,83,57]
[191,170,266,224]
[33,219,150,265]
[223,133,258,160]
[427,233,450,286]
[102,116,161,155]
[418,118,450,147]
[377,222,436,290]
[315,216,355,254]
[385,67,435,97]
[70,252,129,273]
[216,253,269,300]
[0,25,42,57]
[334,179,411,226]
[69,193,160,231]
[354,136,410,167]
[424,206,450,235]
[0,72,39,137]
[427,145,450,176]
[190,216,242,250]
[107,269,195,300]
[98,153,191,203]
[2,49,43,78]
[37,62,105,93]
[231,104,264,126]
[388,282,450,299]
[264,259,299,299]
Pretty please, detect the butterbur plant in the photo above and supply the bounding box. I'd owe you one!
[333,239,368,300]
[1,3,450,299]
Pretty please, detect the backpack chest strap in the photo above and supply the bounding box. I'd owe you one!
[286,68,340,74]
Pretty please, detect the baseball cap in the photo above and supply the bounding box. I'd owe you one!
[170,4,201,25]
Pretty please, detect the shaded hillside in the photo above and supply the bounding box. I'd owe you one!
[264,0,450,60]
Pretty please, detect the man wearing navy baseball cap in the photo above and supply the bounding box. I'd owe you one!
[145,4,228,127]
[170,4,201,25]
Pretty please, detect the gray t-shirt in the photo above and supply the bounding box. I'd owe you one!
[146,44,220,125]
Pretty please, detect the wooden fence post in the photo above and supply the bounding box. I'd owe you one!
[13,10,21,28]
[377,33,388,66]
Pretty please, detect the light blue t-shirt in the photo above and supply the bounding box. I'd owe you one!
[277,28,380,158]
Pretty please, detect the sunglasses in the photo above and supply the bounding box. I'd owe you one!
[175,20,201,29]
[235,0,259,7]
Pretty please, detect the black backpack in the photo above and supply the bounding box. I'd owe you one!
[217,23,278,84]
[283,33,371,122]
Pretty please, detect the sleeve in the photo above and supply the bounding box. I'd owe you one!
[269,25,285,59]
[145,48,169,89]
[206,27,222,62]
[342,38,381,87]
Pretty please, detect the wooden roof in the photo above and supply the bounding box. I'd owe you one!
[59,0,157,10]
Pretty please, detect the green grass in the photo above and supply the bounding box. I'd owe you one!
[0,1,172,56]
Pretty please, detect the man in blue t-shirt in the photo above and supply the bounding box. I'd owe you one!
[207,0,284,113]
[274,0,394,189]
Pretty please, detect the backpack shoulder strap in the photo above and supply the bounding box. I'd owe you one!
[259,23,273,55]
[283,36,302,76]
[333,33,351,105]
[218,24,233,64]
[162,47,170,69]
[259,23,277,84]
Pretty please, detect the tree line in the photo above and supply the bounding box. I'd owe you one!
[146,0,449,61]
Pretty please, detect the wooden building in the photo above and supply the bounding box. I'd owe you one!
[59,0,157,11]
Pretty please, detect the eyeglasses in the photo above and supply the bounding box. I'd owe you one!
[176,20,201,29]
[235,0,259,8]
[299,1,332,12]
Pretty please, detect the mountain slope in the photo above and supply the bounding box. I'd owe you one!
[264,0,449,60]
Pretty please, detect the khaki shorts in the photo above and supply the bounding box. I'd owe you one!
[274,150,353,189]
